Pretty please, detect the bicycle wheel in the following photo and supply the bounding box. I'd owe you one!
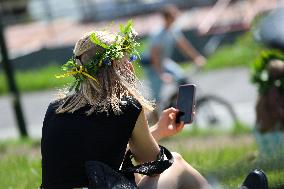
[195,95,238,130]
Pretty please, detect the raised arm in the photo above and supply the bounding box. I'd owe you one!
[150,107,185,142]
[129,107,185,163]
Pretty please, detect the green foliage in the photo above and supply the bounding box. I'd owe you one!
[251,49,284,95]
[58,20,141,91]
[61,59,77,71]
[120,20,133,35]
[90,33,109,49]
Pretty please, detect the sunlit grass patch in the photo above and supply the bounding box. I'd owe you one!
[0,65,73,95]
[1,134,283,189]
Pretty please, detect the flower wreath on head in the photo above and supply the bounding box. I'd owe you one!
[56,20,140,92]
[251,49,284,95]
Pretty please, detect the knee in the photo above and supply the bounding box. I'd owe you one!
[171,152,193,169]
[171,152,183,162]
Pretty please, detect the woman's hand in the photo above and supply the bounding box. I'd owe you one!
[150,107,185,141]
[160,72,174,83]
[194,55,206,67]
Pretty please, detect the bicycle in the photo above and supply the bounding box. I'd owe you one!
[152,65,239,130]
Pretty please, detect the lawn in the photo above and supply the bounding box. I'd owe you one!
[0,132,283,189]
[204,32,265,70]
[0,65,74,95]
[163,131,284,189]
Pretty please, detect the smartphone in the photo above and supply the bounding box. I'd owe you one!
[176,84,196,124]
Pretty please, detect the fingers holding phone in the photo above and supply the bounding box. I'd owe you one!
[168,110,185,132]
[156,108,185,139]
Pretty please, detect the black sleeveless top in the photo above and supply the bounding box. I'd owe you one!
[41,97,142,189]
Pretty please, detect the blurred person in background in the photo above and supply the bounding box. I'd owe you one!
[252,50,284,158]
[252,7,284,158]
[141,4,206,104]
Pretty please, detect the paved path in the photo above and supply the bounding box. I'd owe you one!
[0,67,257,139]
[0,90,56,139]
[192,67,257,127]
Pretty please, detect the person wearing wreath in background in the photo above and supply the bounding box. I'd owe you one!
[40,21,211,189]
[252,50,284,158]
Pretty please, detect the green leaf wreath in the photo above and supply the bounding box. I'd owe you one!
[56,20,140,91]
[251,49,284,95]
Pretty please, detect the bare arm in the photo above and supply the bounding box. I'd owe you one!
[129,109,160,163]
[151,46,175,82]
[176,36,206,66]
[150,108,185,142]
[129,108,185,162]
[151,46,164,76]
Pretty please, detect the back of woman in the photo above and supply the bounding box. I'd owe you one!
[41,97,141,188]
[40,23,154,188]
[40,21,215,189]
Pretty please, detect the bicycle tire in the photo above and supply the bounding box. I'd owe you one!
[195,95,238,130]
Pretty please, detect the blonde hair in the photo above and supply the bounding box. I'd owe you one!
[56,31,155,115]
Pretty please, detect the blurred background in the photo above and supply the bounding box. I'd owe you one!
[0,0,284,188]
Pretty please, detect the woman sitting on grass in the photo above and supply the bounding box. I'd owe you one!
[40,22,211,189]
[40,21,268,189]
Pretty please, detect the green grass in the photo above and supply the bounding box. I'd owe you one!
[0,139,41,189]
[0,62,146,96]
[174,121,252,139]
[161,133,284,189]
[0,65,74,95]
[204,32,266,70]
[0,134,283,189]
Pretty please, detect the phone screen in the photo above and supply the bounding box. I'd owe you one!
[176,84,196,124]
